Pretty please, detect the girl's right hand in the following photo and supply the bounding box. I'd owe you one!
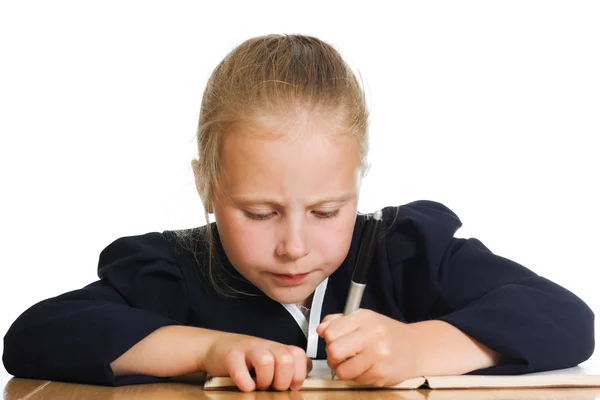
[202,332,312,392]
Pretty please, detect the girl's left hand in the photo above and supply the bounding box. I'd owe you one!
[316,309,419,386]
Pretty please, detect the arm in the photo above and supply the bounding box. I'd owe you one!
[3,232,311,391]
[431,237,595,374]
[2,281,187,386]
[3,233,189,385]
[385,201,594,375]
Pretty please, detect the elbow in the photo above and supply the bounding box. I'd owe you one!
[528,277,595,369]
[3,327,27,378]
[2,305,51,379]
[548,290,595,368]
[571,300,595,364]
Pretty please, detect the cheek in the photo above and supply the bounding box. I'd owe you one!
[312,217,356,264]
[216,211,273,265]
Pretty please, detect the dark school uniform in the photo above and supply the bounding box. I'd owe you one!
[3,200,595,386]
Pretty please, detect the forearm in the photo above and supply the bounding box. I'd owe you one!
[110,325,220,377]
[410,320,502,376]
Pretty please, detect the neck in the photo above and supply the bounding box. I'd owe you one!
[298,293,313,308]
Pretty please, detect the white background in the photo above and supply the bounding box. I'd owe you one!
[1,0,598,382]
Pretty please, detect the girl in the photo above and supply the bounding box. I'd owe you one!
[2,34,595,393]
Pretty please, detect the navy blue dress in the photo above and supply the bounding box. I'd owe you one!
[3,200,595,385]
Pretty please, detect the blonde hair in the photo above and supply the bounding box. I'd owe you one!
[177,34,370,297]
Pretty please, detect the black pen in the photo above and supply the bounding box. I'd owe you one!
[331,209,383,379]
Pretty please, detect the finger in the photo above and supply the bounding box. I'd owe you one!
[334,351,374,382]
[353,337,394,386]
[271,347,295,391]
[247,348,275,390]
[326,329,366,365]
[317,314,343,335]
[321,313,343,324]
[353,361,389,387]
[320,314,360,343]
[224,350,256,393]
[287,346,308,391]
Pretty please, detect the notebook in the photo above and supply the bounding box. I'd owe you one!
[202,359,600,390]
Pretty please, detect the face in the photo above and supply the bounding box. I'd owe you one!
[207,109,361,307]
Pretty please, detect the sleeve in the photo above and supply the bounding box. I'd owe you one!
[2,232,190,386]
[385,200,595,375]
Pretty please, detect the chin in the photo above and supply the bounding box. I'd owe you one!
[266,288,312,305]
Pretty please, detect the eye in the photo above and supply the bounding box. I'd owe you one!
[313,209,340,219]
[244,211,276,221]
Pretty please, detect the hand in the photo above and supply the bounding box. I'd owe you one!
[316,309,419,386]
[203,332,312,392]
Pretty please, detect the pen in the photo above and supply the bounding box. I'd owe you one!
[331,209,383,379]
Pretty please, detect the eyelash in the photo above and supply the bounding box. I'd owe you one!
[245,209,340,221]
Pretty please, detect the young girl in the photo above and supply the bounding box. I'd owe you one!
[3,34,595,393]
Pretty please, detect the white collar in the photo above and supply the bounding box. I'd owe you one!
[280,277,329,358]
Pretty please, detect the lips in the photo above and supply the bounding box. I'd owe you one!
[271,272,310,284]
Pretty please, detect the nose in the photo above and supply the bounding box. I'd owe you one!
[275,217,309,260]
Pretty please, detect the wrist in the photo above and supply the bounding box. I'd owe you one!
[401,322,427,377]
[194,327,222,372]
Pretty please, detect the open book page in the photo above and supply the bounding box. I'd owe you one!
[203,359,425,390]
[425,364,600,389]
[203,359,600,390]
[421,388,600,400]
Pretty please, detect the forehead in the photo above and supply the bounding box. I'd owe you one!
[220,111,361,200]
[242,106,346,139]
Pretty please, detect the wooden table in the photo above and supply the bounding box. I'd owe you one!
[4,377,600,400]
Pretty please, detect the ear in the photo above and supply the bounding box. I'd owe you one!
[191,159,214,214]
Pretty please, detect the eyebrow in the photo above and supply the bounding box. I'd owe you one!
[230,193,356,207]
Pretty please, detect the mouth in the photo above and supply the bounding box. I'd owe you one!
[270,272,311,285]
